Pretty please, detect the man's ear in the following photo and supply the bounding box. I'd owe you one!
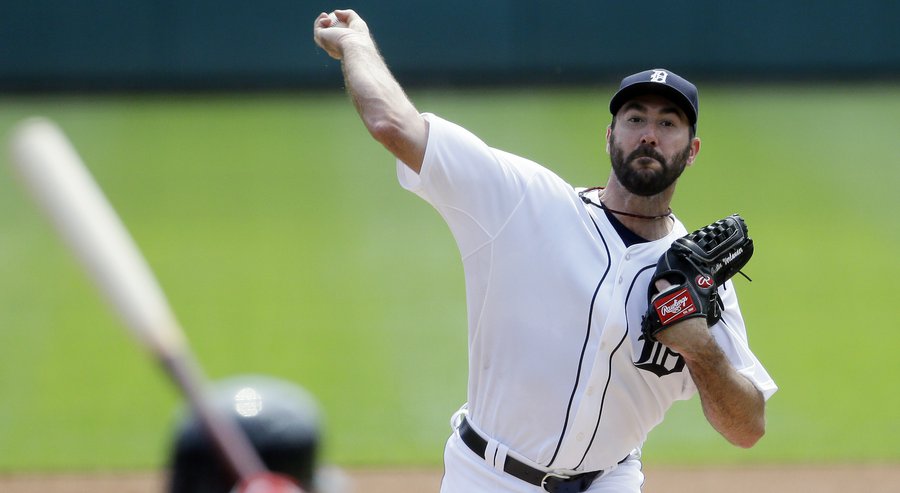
[686,137,701,166]
[605,126,612,154]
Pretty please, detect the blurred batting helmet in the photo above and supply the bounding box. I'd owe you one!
[168,375,323,493]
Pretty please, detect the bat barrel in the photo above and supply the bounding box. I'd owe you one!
[8,117,185,355]
[7,117,269,484]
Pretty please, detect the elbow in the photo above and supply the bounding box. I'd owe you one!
[367,117,406,152]
[732,417,766,449]
[365,114,426,170]
[733,429,764,449]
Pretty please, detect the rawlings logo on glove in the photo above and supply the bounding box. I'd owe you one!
[641,214,754,342]
[654,288,697,324]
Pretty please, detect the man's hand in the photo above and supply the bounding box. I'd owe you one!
[313,10,371,60]
[651,280,716,357]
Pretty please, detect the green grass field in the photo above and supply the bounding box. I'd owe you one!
[0,85,898,472]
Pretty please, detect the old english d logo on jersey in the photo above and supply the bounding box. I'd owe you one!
[652,288,696,324]
[635,334,685,377]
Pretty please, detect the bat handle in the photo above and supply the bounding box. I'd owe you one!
[162,352,268,482]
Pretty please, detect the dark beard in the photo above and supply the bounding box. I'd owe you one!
[609,135,691,196]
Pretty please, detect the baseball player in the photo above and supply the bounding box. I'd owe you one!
[169,375,347,493]
[314,9,777,493]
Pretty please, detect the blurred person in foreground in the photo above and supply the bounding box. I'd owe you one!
[168,374,347,493]
[313,9,777,493]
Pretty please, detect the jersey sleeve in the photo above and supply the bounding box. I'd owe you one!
[397,113,547,258]
[696,281,778,400]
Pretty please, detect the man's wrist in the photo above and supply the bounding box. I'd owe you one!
[657,319,719,362]
[338,33,378,59]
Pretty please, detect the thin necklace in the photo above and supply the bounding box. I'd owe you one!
[578,186,672,220]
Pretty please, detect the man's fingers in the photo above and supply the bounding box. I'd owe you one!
[332,9,356,23]
[314,12,330,29]
[650,279,673,301]
[313,12,343,59]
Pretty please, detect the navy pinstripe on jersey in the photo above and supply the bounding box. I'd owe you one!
[547,208,612,466]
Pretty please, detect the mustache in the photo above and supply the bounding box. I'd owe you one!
[627,144,666,165]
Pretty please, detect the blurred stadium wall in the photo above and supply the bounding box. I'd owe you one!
[2,0,898,92]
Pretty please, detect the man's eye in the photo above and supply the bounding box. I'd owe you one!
[660,120,675,127]
[627,117,643,123]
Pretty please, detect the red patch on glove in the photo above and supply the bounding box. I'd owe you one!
[653,288,697,325]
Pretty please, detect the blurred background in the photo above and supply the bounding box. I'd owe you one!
[4,0,899,90]
[1,0,898,478]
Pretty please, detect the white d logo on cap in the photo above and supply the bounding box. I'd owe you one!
[650,70,668,83]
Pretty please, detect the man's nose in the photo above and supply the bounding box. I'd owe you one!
[640,127,658,146]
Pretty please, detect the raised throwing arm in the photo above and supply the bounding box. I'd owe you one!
[313,10,429,172]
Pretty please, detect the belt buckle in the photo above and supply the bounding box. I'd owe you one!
[540,471,571,493]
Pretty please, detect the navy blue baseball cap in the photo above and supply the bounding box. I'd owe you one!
[609,68,699,131]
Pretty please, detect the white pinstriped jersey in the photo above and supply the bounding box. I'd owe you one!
[397,114,777,474]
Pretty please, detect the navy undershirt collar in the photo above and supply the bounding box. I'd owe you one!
[603,209,650,247]
[578,187,652,247]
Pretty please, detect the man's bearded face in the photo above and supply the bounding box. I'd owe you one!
[609,132,692,197]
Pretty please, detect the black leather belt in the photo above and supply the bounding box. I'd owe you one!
[458,416,603,493]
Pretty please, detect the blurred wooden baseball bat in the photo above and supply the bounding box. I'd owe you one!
[7,117,276,487]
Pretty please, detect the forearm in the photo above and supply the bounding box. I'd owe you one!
[342,39,399,127]
[339,38,426,169]
[682,336,766,448]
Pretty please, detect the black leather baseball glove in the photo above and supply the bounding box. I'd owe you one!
[641,214,754,342]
